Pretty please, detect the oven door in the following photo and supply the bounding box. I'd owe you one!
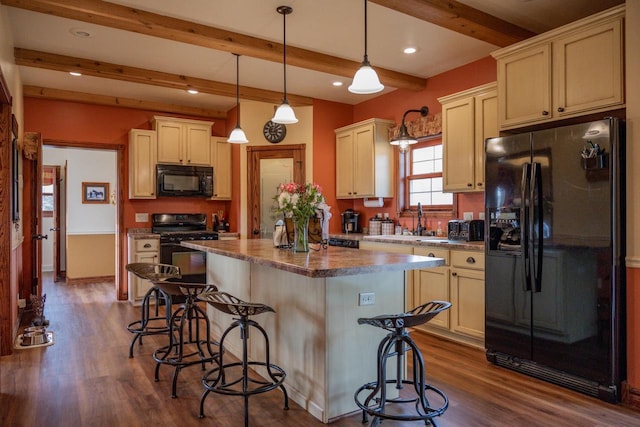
[159,242,207,283]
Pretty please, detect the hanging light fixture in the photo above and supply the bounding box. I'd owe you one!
[227,53,249,143]
[272,5,298,124]
[349,0,384,94]
[390,106,429,153]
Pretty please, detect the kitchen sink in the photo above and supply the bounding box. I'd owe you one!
[362,235,450,243]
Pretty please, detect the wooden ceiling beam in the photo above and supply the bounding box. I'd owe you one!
[371,0,536,47]
[2,0,426,91]
[23,85,226,119]
[15,48,314,106]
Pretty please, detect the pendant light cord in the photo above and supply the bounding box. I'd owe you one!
[234,53,241,127]
[363,0,369,65]
[282,9,288,102]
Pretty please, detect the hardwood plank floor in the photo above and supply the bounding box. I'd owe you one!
[1,273,639,426]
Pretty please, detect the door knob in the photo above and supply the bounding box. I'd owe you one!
[33,234,48,240]
[49,227,60,231]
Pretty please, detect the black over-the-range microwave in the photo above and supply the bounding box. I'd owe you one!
[156,164,213,198]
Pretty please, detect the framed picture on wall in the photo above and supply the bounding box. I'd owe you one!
[82,182,109,204]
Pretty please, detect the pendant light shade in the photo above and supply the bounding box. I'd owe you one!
[272,6,298,124]
[228,53,248,143]
[349,0,384,95]
[390,106,429,153]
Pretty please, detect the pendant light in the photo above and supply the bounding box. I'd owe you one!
[349,0,384,94]
[272,5,298,124]
[228,53,249,143]
[390,106,429,153]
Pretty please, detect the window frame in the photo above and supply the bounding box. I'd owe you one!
[398,135,457,218]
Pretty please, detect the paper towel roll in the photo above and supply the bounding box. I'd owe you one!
[363,197,384,208]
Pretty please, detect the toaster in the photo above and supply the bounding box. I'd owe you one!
[459,219,484,242]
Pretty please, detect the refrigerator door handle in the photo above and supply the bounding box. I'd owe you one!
[521,163,532,291]
[531,162,544,293]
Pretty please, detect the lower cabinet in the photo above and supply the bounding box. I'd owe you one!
[127,236,160,306]
[413,246,485,347]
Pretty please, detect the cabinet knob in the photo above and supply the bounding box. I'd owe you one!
[467,183,473,187]
[143,243,152,248]
[542,110,549,116]
[557,107,565,112]
[452,272,458,277]
[466,256,476,264]
[477,183,483,187]
[428,252,435,257]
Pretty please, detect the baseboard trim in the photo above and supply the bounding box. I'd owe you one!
[66,275,115,285]
[622,381,640,411]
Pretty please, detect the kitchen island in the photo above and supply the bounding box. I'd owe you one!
[181,238,444,423]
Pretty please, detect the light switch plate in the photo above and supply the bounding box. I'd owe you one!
[135,213,149,223]
[463,212,474,220]
[479,212,485,220]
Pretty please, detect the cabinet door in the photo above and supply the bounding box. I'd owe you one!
[416,267,450,329]
[211,138,232,199]
[554,18,623,117]
[335,131,355,198]
[474,90,498,191]
[450,267,485,339]
[128,129,157,199]
[498,43,552,129]
[131,251,159,300]
[353,124,375,197]
[185,124,211,165]
[443,96,475,192]
[156,121,184,164]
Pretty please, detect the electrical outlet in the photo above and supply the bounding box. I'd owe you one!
[479,212,485,220]
[135,213,149,223]
[18,298,26,309]
[359,292,375,306]
[463,212,474,220]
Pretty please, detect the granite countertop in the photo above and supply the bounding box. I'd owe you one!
[181,239,444,278]
[330,233,484,251]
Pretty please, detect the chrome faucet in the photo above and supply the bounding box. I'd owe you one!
[415,202,424,236]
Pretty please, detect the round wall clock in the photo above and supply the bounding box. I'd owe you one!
[263,120,286,143]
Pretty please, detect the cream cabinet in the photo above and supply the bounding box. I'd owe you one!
[153,116,213,166]
[438,82,497,192]
[127,236,160,306]
[493,5,624,130]
[449,250,485,340]
[335,118,394,199]
[210,138,232,200]
[128,129,157,199]
[413,247,450,329]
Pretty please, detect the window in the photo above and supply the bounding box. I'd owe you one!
[42,166,55,217]
[402,138,453,212]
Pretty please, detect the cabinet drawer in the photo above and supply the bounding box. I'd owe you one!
[451,250,484,270]
[414,247,449,266]
[134,238,159,252]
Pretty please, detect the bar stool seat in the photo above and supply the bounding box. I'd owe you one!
[198,291,288,427]
[151,280,220,398]
[125,263,181,358]
[355,301,451,427]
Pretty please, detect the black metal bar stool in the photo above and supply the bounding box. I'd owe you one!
[354,301,452,427]
[197,291,289,427]
[151,280,220,398]
[125,263,181,358]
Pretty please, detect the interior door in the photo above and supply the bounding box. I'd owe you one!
[247,145,305,238]
[51,166,63,281]
[28,135,44,298]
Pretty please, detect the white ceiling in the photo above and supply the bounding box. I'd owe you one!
[3,0,623,115]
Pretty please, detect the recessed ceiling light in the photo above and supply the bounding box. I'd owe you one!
[332,81,343,87]
[69,71,82,77]
[403,47,417,54]
[187,89,199,94]
[69,28,93,38]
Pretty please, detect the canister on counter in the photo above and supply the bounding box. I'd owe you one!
[381,219,394,235]
[368,217,382,235]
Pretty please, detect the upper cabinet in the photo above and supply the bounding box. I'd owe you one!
[335,118,394,199]
[129,129,157,199]
[439,82,498,192]
[210,138,232,200]
[153,116,213,166]
[492,5,624,130]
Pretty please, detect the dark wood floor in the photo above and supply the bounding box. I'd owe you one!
[1,273,639,426]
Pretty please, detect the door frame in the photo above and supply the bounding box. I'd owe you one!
[40,139,126,300]
[246,145,305,238]
[0,71,13,355]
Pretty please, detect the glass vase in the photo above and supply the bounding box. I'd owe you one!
[292,216,310,253]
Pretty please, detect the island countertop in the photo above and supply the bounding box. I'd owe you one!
[181,238,444,278]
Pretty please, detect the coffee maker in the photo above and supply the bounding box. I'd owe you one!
[341,209,360,233]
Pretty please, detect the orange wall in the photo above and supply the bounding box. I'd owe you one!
[23,98,231,231]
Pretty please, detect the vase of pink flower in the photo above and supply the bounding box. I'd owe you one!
[274,182,324,252]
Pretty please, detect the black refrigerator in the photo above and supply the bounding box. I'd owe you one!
[484,118,625,402]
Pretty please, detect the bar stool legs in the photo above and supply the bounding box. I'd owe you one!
[198,291,288,427]
[354,301,451,427]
